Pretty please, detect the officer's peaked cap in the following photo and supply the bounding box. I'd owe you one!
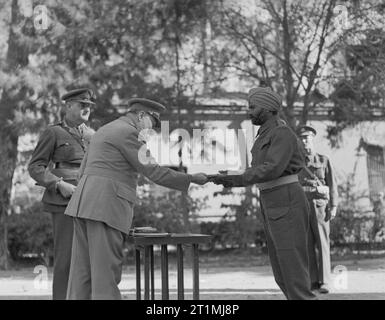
[61,88,96,105]
[297,125,317,137]
[127,98,167,113]
[127,98,167,128]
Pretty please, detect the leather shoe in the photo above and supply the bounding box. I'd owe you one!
[318,284,330,294]
[310,282,319,291]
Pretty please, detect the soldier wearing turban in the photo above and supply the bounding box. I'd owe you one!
[213,87,316,300]
[247,87,282,126]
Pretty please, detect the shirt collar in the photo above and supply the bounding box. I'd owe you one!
[305,152,317,164]
[62,119,81,136]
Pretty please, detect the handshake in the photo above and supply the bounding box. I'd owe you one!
[190,170,244,188]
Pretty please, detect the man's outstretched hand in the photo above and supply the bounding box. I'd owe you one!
[190,173,209,185]
[211,175,234,188]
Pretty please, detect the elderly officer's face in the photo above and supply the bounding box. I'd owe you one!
[138,111,155,130]
[66,102,91,125]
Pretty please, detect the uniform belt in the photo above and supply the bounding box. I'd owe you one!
[256,174,298,191]
[55,162,81,169]
[84,167,137,189]
[51,168,79,180]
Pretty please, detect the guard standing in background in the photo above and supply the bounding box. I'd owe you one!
[298,125,338,294]
[28,88,96,299]
[213,87,316,300]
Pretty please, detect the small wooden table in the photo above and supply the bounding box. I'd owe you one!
[128,233,212,300]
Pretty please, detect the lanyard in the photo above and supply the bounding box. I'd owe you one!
[59,124,86,152]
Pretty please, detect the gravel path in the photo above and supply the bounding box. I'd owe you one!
[0,257,384,300]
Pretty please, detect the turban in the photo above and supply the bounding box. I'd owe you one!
[248,87,282,112]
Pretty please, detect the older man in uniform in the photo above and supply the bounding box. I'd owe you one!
[65,98,208,300]
[213,87,315,300]
[28,88,96,299]
[298,125,338,294]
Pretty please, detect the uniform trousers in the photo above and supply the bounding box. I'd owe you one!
[51,212,74,300]
[66,217,124,300]
[259,182,316,300]
[307,198,332,287]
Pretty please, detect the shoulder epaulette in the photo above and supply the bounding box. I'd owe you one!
[50,121,63,127]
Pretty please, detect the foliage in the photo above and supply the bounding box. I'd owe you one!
[327,3,385,143]
[200,215,265,250]
[330,179,385,246]
[211,186,265,249]
[215,0,340,128]
[7,202,53,264]
[132,185,207,233]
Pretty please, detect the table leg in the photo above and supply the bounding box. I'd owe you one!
[144,246,150,300]
[161,245,169,300]
[177,244,184,300]
[192,244,199,300]
[150,245,155,300]
[135,249,141,300]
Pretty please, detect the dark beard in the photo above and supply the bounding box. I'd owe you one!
[251,116,262,126]
[249,111,264,126]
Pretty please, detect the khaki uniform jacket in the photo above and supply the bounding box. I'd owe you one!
[28,121,87,213]
[65,114,191,234]
[299,153,339,207]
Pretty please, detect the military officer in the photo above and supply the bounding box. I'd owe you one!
[28,88,96,299]
[298,125,338,294]
[213,87,316,300]
[65,98,208,300]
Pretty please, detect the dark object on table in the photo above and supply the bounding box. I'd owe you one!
[129,227,158,235]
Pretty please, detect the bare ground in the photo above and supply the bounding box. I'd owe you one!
[0,253,384,300]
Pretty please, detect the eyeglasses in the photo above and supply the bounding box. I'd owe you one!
[144,111,161,128]
[80,102,93,109]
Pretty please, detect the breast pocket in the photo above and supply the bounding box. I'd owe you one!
[55,140,75,160]
[309,163,325,180]
[251,139,271,166]
[259,140,271,150]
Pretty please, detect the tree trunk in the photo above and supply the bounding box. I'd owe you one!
[0,127,19,270]
[172,0,191,233]
[0,211,9,270]
[200,0,210,95]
